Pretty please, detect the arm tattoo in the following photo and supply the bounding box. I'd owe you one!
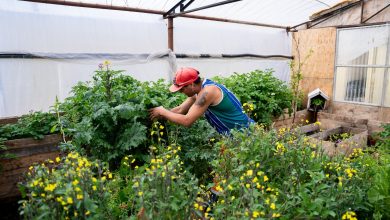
[195,91,208,107]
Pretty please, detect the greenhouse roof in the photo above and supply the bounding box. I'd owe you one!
[24,0,344,27]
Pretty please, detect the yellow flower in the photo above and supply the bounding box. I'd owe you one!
[270,203,276,210]
[67,197,73,204]
[342,211,357,220]
[194,203,199,209]
[108,173,113,179]
[103,60,111,66]
[246,183,251,188]
[92,177,97,183]
[228,185,233,190]
[246,170,253,176]
[338,176,343,187]
[162,172,166,177]
[56,157,61,163]
[138,191,143,196]
[29,166,33,170]
[77,194,83,200]
[231,196,235,200]
[72,180,79,186]
[252,177,258,183]
[159,125,164,129]
[92,185,97,191]
[85,210,90,216]
[264,175,269,182]
[215,185,223,192]
[40,193,45,197]
[253,211,260,218]
[272,213,281,218]
[44,183,57,192]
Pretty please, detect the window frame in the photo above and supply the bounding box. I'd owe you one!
[333,24,390,107]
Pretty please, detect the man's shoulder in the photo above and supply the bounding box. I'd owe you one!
[202,84,220,94]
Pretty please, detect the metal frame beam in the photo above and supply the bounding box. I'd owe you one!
[21,0,287,29]
[165,0,243,18]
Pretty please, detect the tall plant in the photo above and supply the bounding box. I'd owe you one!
[290,35,313,123]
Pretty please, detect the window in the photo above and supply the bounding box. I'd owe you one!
[334,24,390,106]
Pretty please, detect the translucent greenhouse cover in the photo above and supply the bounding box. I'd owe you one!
[0,0,340,117]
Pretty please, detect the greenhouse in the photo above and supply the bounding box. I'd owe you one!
[0,0,389,219]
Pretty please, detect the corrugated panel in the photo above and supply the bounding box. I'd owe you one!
[63,0,342,26]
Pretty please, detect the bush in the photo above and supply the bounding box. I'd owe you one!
[213,69,293,125]
[106,144,200,219]
[208,125,379,219]
[19,151,111,219]
[0,111,58,140]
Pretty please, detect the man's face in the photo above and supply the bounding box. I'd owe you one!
[179,84,195,97]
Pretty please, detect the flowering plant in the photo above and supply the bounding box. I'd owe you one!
[19,151,111,219]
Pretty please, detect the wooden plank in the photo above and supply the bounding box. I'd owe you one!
[0,116,20,125]
[292,28,336,106]
[0,151,60,199]
[0,151,60,173]
[2,134,62,157]
[0,134,62,200]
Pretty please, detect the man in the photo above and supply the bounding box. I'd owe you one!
[149,67,253,135]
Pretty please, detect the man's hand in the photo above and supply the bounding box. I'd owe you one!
[149,106,166,120]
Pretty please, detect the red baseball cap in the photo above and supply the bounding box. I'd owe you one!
[169,67,199,92]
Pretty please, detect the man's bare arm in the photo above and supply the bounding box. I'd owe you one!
[170,96,196,114]
[150,87,219,127]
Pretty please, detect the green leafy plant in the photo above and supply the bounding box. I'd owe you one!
[0,111,59,141]
[59,63,217,172]
[206,125,378,219]
[213,69,293,125]
[106,144,200,219]
[19,151,112,219]
[329,132,353,143]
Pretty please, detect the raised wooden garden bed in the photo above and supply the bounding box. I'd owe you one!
[295,123,320,136]
[308,126,368,156]
[0,134,62,200]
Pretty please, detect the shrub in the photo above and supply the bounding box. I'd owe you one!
[208,125,378,219]
[19,151,111,219]
[213,70,293,125]
[106,144,200,219]
[0,111,58,140]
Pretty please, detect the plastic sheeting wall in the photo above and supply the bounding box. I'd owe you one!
[0,0,291,117]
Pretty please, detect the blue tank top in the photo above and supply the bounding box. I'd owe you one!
[202,79,254,134]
